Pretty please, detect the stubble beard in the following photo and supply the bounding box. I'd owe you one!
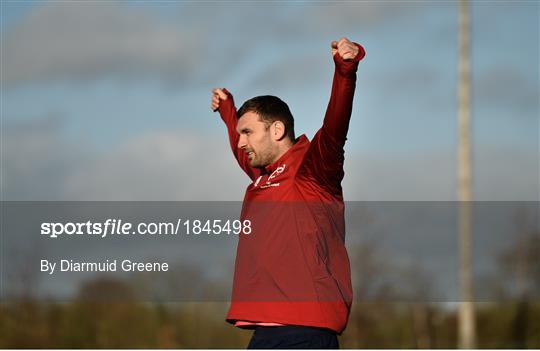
[249,147,275,168]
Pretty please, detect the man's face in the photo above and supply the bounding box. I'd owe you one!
[236,111,276,168]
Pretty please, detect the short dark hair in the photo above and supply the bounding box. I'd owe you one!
[237,95,295,142]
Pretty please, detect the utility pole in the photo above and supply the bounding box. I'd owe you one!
[457,0,477,348]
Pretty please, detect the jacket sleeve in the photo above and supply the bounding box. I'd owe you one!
[301,43,365,193]
[218,89,258,180]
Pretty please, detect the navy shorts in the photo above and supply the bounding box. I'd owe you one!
[247,325,339,349]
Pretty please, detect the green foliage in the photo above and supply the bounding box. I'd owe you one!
[2,298,538,348]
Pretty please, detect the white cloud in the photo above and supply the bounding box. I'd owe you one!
[4,116,536,201]
[474,67,538,113]
[62,130,248,201]
[344,146,538,201]
[2,1,415,87]
[2,2,203,86]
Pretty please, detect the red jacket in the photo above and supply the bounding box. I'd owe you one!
[218,44,365,334]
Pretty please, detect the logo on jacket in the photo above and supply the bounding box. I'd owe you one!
[254,164,286,189]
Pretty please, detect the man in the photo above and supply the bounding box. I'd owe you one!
[211,37,365,349]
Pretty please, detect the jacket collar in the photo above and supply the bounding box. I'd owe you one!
[261,134,309,174]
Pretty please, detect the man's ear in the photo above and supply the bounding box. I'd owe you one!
[271,121,286,141]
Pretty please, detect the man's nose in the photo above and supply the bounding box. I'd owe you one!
[237,135,247,149]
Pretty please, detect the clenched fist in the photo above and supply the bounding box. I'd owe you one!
[331,37,360,61]
[211,88,228,112]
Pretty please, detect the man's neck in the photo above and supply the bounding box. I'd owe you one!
[270,139,294,165]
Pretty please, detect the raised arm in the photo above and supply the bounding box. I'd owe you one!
[302,38,365,192]
[323,38,365,143]
[211,88,258,180]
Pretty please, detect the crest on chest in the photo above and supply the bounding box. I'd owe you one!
[254,164,286,189]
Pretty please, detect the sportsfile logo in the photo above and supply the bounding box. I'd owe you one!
[254,164,286,189]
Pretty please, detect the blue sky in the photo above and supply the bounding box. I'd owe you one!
[1,0,538,200]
